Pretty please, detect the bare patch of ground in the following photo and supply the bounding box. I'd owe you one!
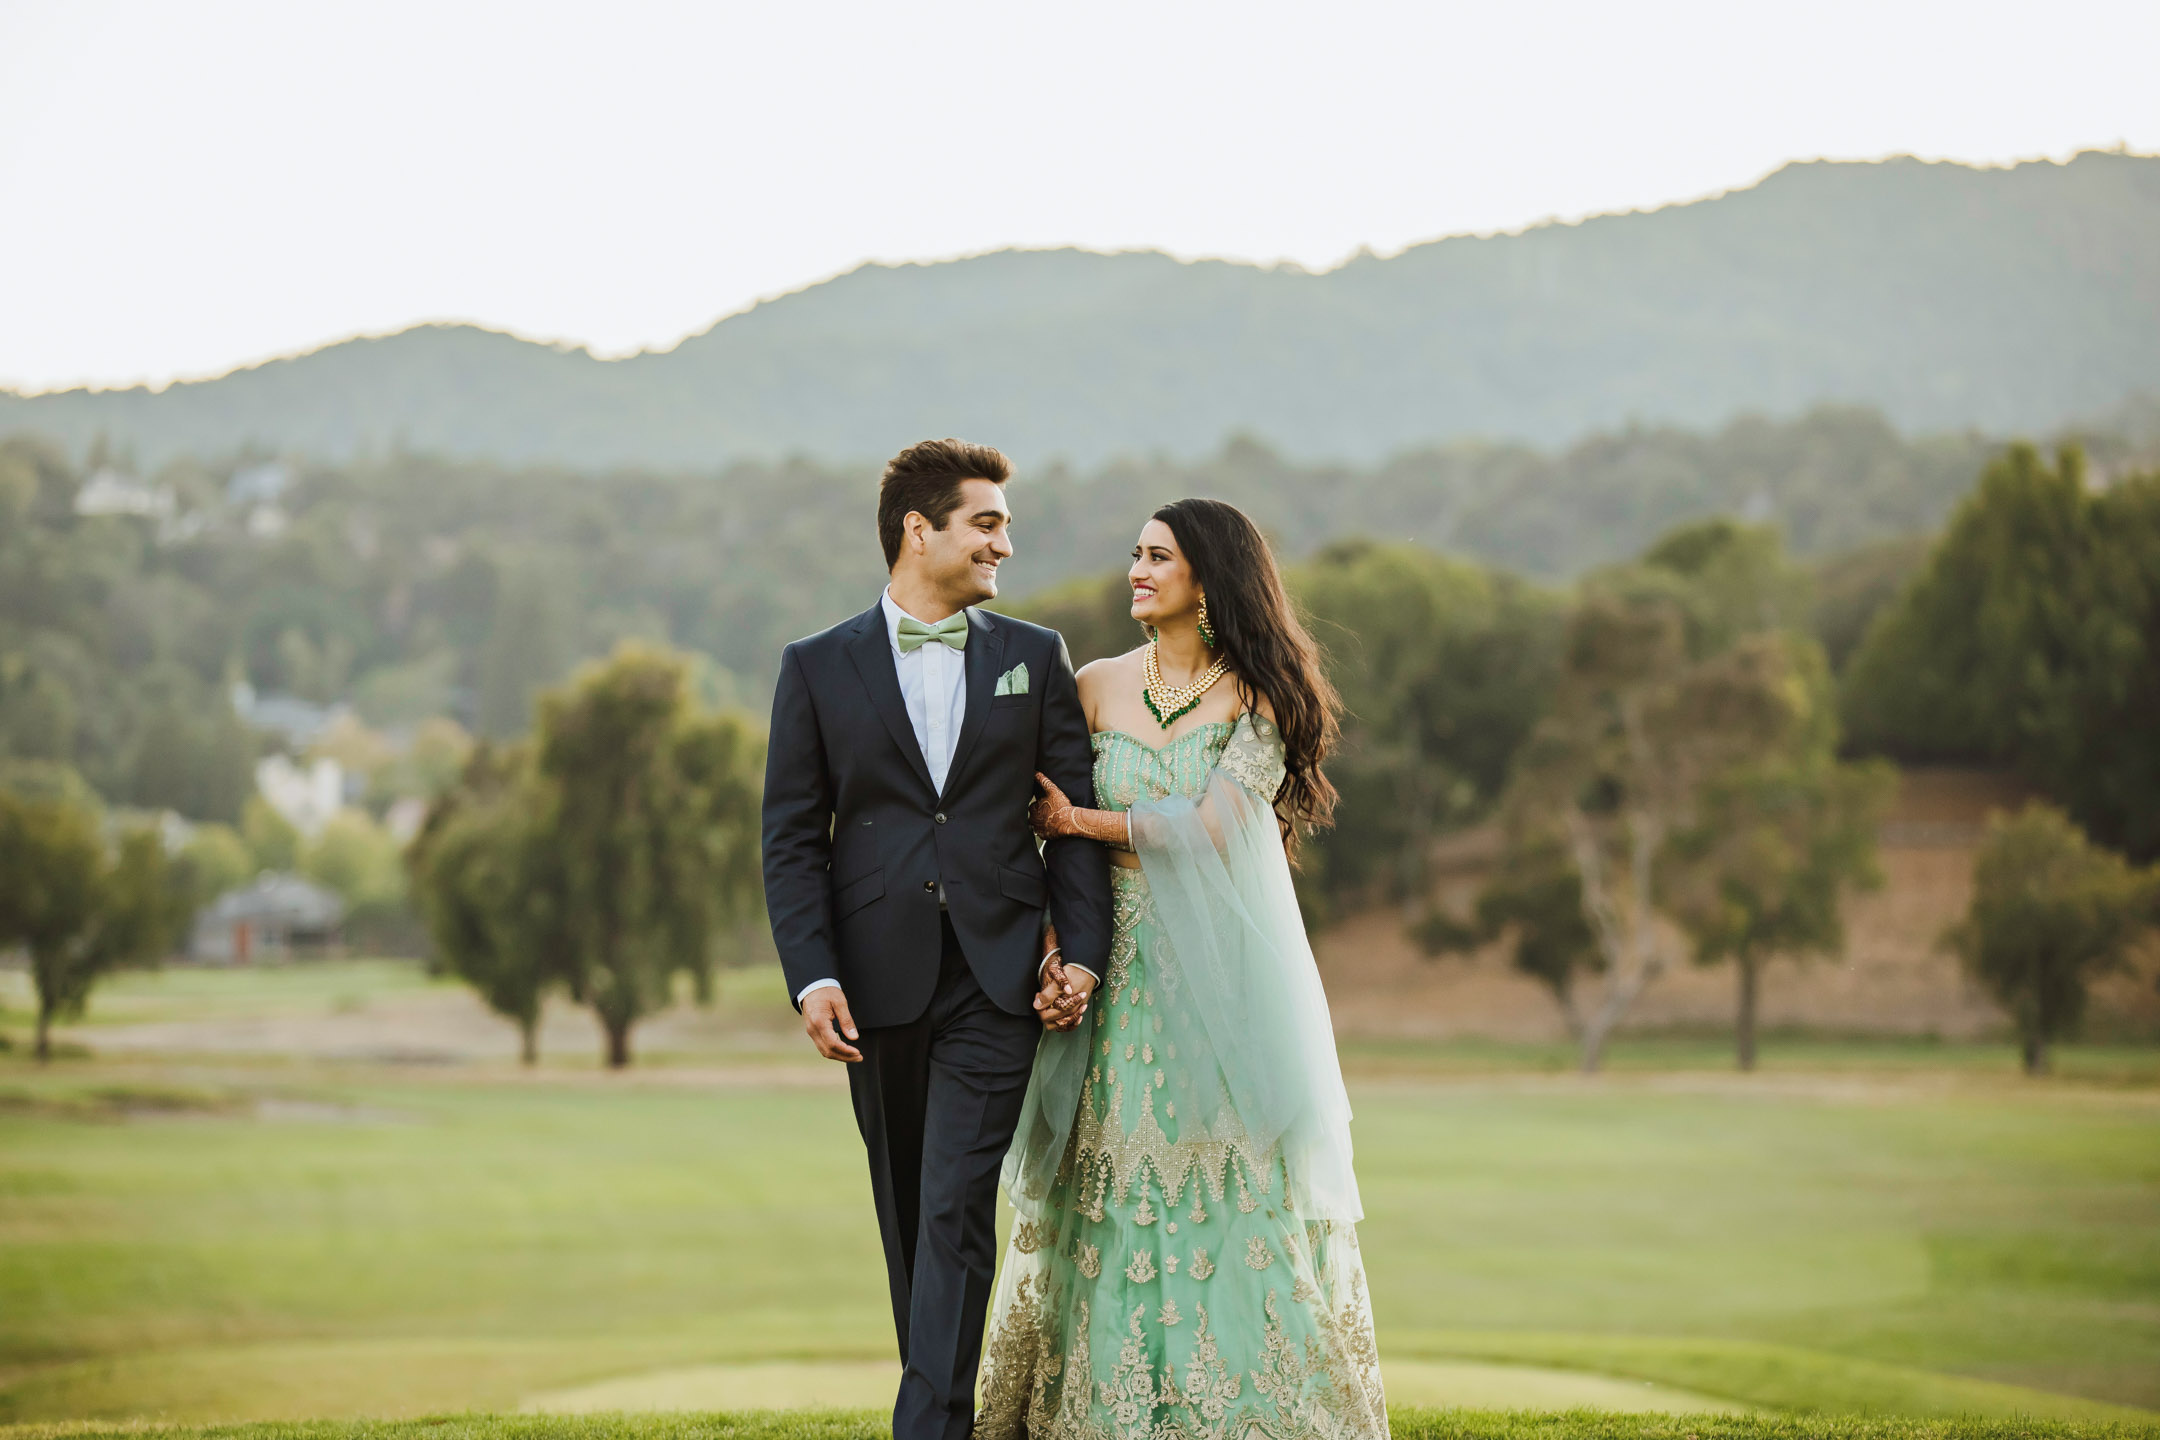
[1319,767,2160,1044]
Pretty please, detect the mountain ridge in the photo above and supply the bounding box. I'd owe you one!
[6,151,2155,468]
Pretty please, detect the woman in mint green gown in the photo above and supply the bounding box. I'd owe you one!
[977,500,1386,1440]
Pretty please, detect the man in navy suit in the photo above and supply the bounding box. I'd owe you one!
[762,438,1112,1440]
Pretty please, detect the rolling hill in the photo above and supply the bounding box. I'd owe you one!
[6,150,2156,469]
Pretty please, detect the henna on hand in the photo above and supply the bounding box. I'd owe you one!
[1032,773,1133,849]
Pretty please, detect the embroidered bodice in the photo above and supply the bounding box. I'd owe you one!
[1090,711,1286,812]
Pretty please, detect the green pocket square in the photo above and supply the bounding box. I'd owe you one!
[994,662,1030,696]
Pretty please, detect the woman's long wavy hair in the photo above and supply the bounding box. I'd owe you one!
[1151,498,1342,845]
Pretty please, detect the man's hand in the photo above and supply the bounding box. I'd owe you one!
[803,986,863,1062]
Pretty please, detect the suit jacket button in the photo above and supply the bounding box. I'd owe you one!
[935,812,948,824]
[923,880,936,893]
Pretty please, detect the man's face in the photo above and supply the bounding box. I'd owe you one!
[912,478,1014,605]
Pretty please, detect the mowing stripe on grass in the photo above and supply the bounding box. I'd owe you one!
[1389,1333,2157,1422]
[5,1411,2160,1440]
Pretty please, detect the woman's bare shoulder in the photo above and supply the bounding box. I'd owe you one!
[1076,647,1148,697]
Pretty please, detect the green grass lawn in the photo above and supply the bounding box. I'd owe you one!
[0,962,2155,1425]
[3,1415,2158,1440]
[0,961,452,1030]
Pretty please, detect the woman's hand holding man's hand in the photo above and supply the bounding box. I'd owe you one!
[1034,921,1095,1031]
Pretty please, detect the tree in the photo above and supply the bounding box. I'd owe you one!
[1845,445,2160,860]
[241,794,300,872]
[476,564,572,739]
[126,670,256,823]
[365,716,474,810]
[1810,535,1931,673]
[1666,751,1895,1069]
[1531,612,1804,1071]
[176,822,255,908]
[1943,804,2156,1075]
[1628,519,1897,1071]
[408,647,762,1067]
[0,791,185,1060]
[407,744,566,1064]
[301,807,410,949]
[1288,541,1564,917]
[538,645,762,1066]
[1419,835,1601,1038]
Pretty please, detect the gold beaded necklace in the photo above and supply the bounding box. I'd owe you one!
[1142,638,1229,728]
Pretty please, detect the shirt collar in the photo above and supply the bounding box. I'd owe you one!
[880,587,971,656]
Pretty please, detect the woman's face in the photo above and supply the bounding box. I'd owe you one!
[1129,518,1201,628]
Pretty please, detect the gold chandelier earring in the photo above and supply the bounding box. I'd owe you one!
[1196,593,1216,649]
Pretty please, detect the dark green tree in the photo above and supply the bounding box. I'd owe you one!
[1942,803,2156,1075]
[1809,535,1931,672]
[407,744,567,1064]
[534,645,764,1067]
[0,791,185,1061]
[1666,750,1895,1069]
[1844,445,2160,859]
[1289,541,1564,914]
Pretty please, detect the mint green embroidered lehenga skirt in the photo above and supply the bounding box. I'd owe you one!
[974,866,1387,1440]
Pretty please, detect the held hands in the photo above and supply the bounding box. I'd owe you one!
[1033,923,1095,1031]
[802,986,862,1063]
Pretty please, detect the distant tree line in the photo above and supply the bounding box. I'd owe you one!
[0,405,2089,817]
[6,404,2153,828]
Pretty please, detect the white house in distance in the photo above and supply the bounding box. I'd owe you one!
[73,468,176,519]
[254,753,344,838]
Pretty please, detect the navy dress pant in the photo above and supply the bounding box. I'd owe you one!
[848,915,1041,1440]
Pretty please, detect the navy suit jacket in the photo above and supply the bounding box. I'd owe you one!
[760,602,1113,1029]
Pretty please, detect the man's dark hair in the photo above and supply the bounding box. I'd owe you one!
[877,438,1012,568]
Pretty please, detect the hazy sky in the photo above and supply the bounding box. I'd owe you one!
[3,0,2155,394]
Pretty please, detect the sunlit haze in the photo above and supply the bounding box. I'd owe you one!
[2,0,2155,393]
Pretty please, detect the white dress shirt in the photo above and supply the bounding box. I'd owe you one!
[883,587,971,795]
[798,591,1093,1006]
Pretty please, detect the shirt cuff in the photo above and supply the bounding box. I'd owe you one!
[796,978,839,1004]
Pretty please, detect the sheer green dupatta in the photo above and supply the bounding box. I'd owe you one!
[1002,714,1363,1224]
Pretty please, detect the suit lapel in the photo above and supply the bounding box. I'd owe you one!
[941,608,1004,803]
[844,604,937,798]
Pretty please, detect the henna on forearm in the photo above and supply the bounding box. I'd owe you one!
[1031,771,1136,851]
[1066,806,1133,849]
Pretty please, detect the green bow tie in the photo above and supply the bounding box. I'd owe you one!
[896,612,970,653]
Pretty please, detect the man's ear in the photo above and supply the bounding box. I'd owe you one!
[903,510,930,555]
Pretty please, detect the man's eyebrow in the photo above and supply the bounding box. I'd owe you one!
[967,507,1011,524]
